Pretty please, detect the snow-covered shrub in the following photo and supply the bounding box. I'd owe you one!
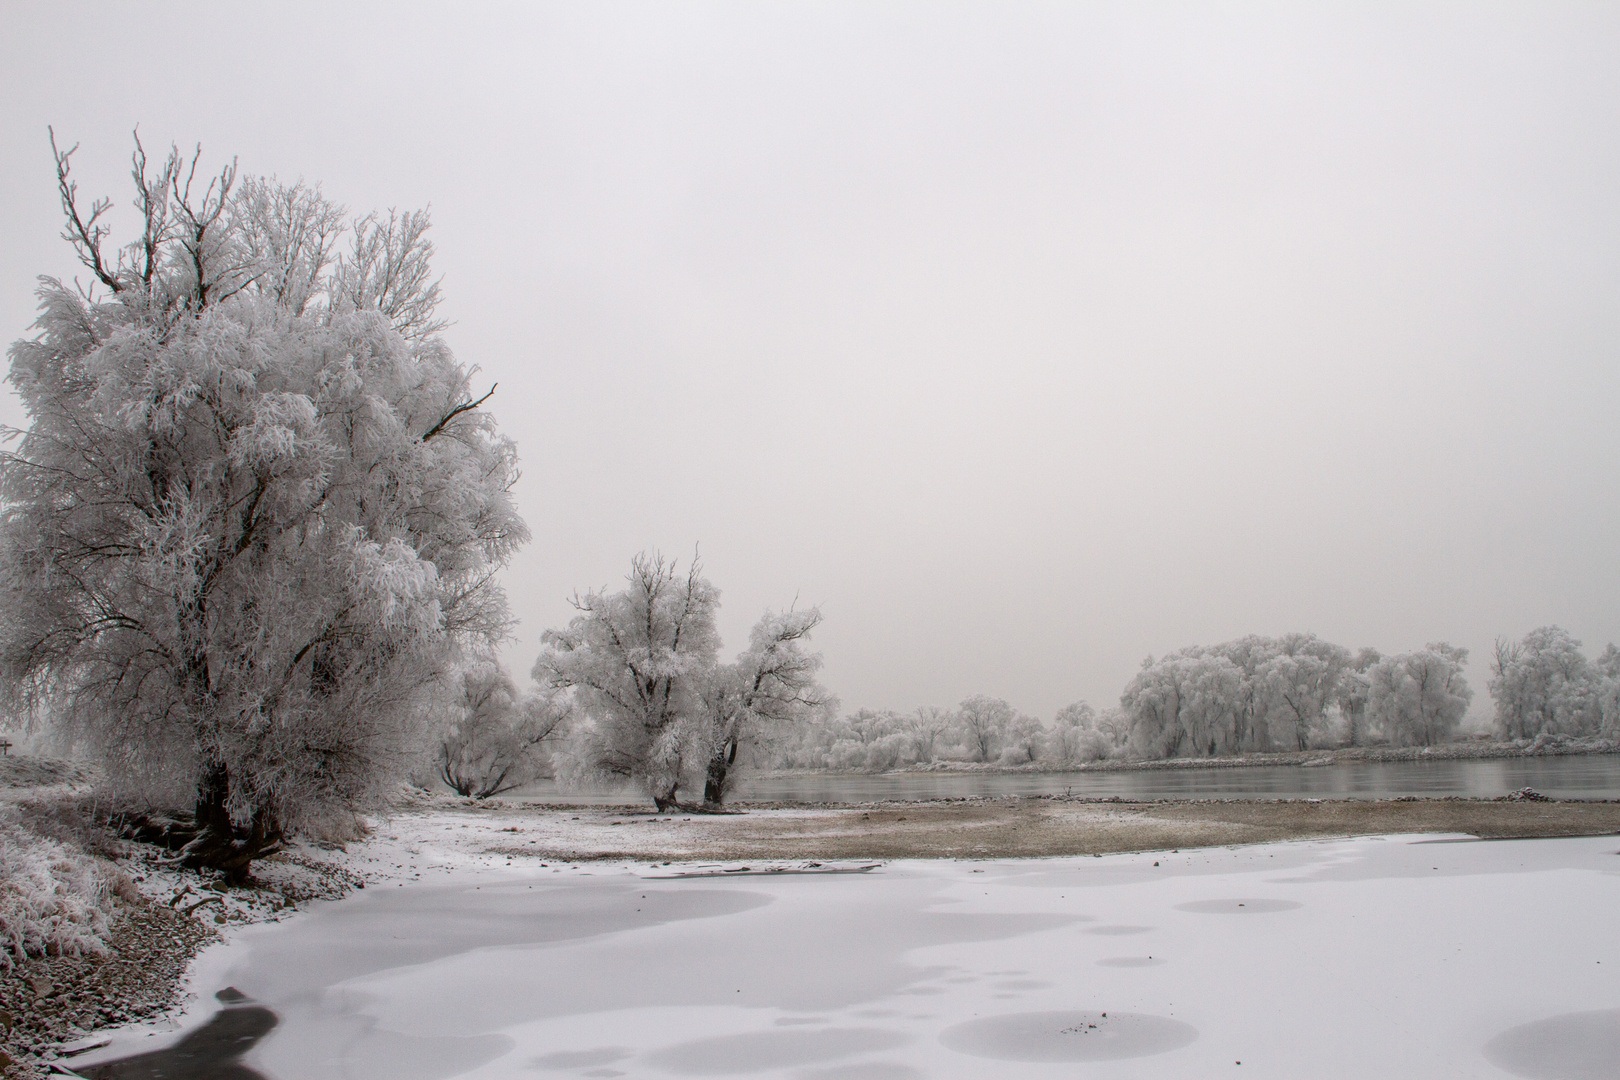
[0,805,123,970]
[864,732,916,771]
[1046,723,1115,765]
[825,738,872,772]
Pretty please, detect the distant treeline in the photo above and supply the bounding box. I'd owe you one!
[757,626,1620,771]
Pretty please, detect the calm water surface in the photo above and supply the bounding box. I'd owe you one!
[517,754,1620,805]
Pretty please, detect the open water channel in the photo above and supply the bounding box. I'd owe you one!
[517,753,1620,805]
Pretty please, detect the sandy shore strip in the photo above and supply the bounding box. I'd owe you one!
[407,792,1620,865]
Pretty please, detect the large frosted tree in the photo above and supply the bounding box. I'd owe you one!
[535,553,722,811]
[0,135,526,879]
[1256,634,1353,751]
[536,554,830,810]
[955,695,1014,762]
[1364,645,1473,747]
[1489,626,1607,740]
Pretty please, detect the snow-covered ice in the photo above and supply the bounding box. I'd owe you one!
[77,834,1620,1079]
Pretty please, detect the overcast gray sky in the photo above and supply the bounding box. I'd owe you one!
[4,2,1618,720]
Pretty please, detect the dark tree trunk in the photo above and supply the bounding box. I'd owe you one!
[652,781,681,813]
[703,739,737,808]
[181,763,285,884]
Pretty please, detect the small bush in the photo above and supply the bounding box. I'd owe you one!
[0,804,123,970]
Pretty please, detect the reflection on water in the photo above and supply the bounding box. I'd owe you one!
[517,754,1620,805]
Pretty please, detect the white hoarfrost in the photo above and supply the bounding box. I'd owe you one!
[0,804,121,969]
[0,137,526,876]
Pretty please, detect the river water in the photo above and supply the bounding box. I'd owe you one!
[516,754,1620,805]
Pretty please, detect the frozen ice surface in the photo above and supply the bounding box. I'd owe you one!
[1483,1009,1620,1080]
[76,834,1620,1078]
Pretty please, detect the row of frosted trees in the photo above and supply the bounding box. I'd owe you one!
[760,696,1125,771]
[758,626,1619,772]
[1117,635,1473,757]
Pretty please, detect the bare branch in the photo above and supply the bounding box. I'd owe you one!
[49,127,122,293]
[421,385,495,442]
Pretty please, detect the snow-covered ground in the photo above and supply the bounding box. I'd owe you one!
[72,825,1619,1080]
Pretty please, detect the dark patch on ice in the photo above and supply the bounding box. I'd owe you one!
[1483,1008,1620,1080]
[992,978,1051,990]
[792,1063,925,1080]
[1174,898,1302,914]
[645,1028,908,1074]
[775,1016,829,1026]
[78,997,277,1079]
[939,1010,1197,1062]
[530,1047,630,1069]
[1096,956,1165,968]
[581,1071,624,1079]
[1086,924,1154,935]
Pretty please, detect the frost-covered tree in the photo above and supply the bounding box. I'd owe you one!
[1095,705,1132,752]
[999,712,1046,764]
[437,662,570,799]
[1175,655,1245,756]
[1489,626,1606,740]
[1123,653,1244,758]
[697,608,833,807]
[904,706,951,763]
[1046,701,1113,766]
[1256,635,1352,751]
[535,553,721,811]
[1200,636,1277,750]
[0,134,526,879]
[1365,645,1473,747]
[955,695,1014,762]
[1597,645,1620,740]
[1336,647,1382,747]
[1122,657,1183,759]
